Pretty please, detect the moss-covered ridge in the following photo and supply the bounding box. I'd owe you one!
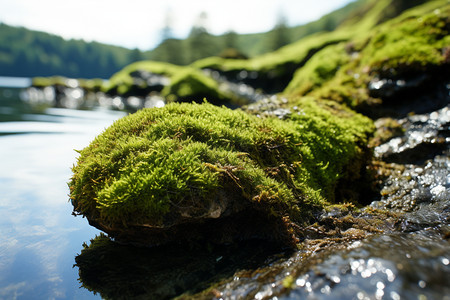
[285,0,450,111]
[69,100,372,245]
[104,61,246,106]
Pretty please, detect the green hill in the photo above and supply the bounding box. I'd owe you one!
[0,23,145,78]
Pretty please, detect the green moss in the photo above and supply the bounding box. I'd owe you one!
[285,43,350,96]
[105,61,245,106]
[284,0,450,108]
[160,68,243,105]
[360,2,449,74]
[69,101,372,232]
[192,31,350,74]
[105,60,181,94]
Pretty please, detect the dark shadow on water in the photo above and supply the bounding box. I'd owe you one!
[74,234,287,300]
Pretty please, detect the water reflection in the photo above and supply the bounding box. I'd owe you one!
[0,87,126,299]
[74,234,284,299]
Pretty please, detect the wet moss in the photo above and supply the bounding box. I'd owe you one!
[69,100,372,244]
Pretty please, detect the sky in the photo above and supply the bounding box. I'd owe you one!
[0,0,353,51]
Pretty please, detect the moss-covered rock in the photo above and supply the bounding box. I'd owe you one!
[69,101,372,246]
[285,0,450,114]
[104,60,180,96]
[105,61,248,106]
[160,68,246,107]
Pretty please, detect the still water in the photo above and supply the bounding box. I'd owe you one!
[0,85,126,299]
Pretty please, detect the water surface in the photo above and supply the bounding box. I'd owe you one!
[0,85,125,299]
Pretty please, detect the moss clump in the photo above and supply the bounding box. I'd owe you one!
[192,31,349,73]
[160,68,244,106]
[105,60,181,95]
[32,76,104,89]
[69,101,372,245]
[32,76,68,87]
[105,61,246,106]
[285,1,450,109]
[359,1,450,75]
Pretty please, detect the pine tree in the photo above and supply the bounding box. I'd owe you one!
[268,11,291,51]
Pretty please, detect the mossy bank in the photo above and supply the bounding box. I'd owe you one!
[69,100,372,246]
[285,0,450,115]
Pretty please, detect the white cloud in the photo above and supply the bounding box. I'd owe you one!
[0,0,353,50]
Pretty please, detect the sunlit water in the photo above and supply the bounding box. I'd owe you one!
[0,85,126,299]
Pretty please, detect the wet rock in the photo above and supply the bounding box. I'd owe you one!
[202,69,267,104]
[128,70,170,96]
[282,230,450,300]
[371,154,449,223]
[364,70,450,118]
[370,117,405,147]
[375,106,449,164]
[185,228,450,300]
[368,74,429,99]
[244,95,292,119]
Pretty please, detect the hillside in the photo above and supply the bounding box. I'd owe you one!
[0,23,145,78]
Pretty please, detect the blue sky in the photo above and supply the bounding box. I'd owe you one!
[0,0,353,50]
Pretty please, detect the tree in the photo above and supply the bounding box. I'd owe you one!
[219,30,248,60]
[224,30,239,49]
[268,11,291,51]
[129,48,144,63]
[187,12,220,62]
[151,38,187,65]
[160,9,174,42]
